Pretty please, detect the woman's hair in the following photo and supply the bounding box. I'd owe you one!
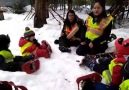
[64,10,77,29]
[94,0,106,10]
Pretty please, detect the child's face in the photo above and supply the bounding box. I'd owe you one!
[28,36,35,42]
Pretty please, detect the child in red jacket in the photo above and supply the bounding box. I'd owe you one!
[19,27,52,58]
[80,38,129,90]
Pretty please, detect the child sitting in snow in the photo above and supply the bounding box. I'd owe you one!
[79,38,129,90]
[0,34,35,72]
[19,27,52,58]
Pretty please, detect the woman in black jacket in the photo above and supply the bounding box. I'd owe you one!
[0,34,35,72]
[55,10,84,53]
[76,0,113,56]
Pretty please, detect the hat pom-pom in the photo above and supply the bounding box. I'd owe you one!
[25,27,30,31]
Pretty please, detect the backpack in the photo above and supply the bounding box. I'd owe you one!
[0,81,27,90]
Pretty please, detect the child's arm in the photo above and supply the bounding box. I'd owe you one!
[33,39,40,47]
[111,65,123,86]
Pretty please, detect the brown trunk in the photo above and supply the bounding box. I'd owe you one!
[31,0,35,6]
[68,0,72,10]
[0,12,4,20]
[34,0,47,28]
[46,0,49,18]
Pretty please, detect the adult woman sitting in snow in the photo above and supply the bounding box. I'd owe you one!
[0,34,35,71]
[55,10,84,52]
[19,27,52,58]
[76,0,113,56]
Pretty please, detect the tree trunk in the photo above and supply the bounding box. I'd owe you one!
[0,12,4,20]
[30,0,35,7]
[46,0,49,18]
[53,0,57,10]
[61,0,63,10]
[34,0,47,28]
[91,0,94,9]
[63,0,65,18]
[68,0,72,10]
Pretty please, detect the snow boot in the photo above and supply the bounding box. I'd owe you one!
[41,49,50,58]
[54,39,59,44]
[41,40,52,54]
[59,46,71,53]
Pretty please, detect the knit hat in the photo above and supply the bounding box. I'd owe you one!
[115,38,129,55]
[0,34,10,50]
[24,27,35,38]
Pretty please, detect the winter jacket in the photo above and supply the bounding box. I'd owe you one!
[19,37,38,56]
[0,49,34,71]
[81,12,113,45]
[19,37,50,58]
[119,79,129,90]
[111,56,126,86]
[61,15,84,39]
[102,55,126,86]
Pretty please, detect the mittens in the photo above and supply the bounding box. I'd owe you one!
[33,39,40,47]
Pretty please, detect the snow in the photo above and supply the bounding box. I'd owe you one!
[0,10,129,90]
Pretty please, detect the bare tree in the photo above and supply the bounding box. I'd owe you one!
[46,0,49,18]
[34,0,47,28]
[68,0,73,10]
[0,10,4,20]
[30,0,35,7]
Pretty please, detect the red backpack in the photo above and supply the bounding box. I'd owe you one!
[0,81,28,90]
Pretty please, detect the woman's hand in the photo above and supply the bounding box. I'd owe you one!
[61,32,64,36]
[72,36,81,41]
[81,42,86,45]
[89,42,93,48]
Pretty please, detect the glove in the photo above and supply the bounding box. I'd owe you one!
[33,39,40,47]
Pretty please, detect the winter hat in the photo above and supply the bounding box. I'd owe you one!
[0,34,10,50]
[24,27,35,38]
[115,38,129,55]
[95,0,106,10]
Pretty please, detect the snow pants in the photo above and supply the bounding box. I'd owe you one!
[59,36,80,47]
[76,42,108,56]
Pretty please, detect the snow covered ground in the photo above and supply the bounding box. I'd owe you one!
[0,9,129,90]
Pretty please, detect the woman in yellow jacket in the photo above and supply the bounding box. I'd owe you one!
[76,0,113,56]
